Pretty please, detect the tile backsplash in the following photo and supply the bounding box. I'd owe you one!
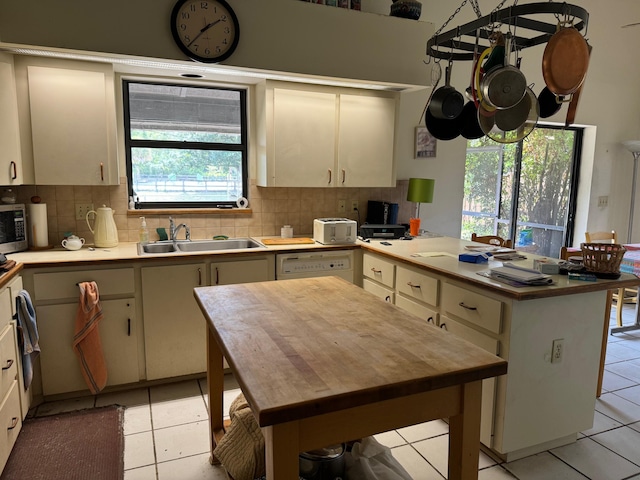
[16,179,414,246]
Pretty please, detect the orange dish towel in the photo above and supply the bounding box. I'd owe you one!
[73,281,107,394]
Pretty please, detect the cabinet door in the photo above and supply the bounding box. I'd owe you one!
[6,276,29,420]
[142,263,206,381]
[27,65,118,185]
[0,54,22,185]
[211,257,273,285]
[440,314,499,447]
[271,88,336,187]
[37,299,139,395]
[338,94,396,187]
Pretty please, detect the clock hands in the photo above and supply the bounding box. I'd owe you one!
[187,18,223,47]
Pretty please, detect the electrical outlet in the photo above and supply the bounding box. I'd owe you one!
[351,201,359,211]
[597,196,608,208]
[552,338,564,364]
[75,203,94,220]
[337,200,346,213]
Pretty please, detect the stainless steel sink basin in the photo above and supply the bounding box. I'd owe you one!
[139,242,178,254]
[175,238,264,252]
[137,238,264,255]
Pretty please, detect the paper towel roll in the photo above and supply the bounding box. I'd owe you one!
[28,203,49,248]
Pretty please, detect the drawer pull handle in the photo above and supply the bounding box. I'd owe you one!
[100,162,104,181]
[10,161,17,180]
[215,267,219,285]
[440,323,447,330]
[198,268,203,286]
[407,282,421,289]
[127,318,131,337]
[427,316,434,324]
[371,268,382,274]
[341,169,346,184]
[328,169,332,185]
[2,359,13,370]
[7,417,18,430]
[459,302,477,311]
[385,295,391,302]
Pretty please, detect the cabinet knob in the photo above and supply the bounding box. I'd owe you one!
[459,302,478,311]
[2,359,13,370]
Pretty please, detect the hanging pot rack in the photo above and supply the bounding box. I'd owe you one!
[426,2,589,62]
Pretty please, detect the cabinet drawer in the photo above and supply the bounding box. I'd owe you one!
[363,253,395,288]
[395,295,437,326]
[363,278,394,304]
[34,268,135,301]
[396,265,438,307]
[0,380,21,472]
[0,325,17,397]
[441,283,502,334]
[440,315,499,354]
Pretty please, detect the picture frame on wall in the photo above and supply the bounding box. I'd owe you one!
[415,126,437,158]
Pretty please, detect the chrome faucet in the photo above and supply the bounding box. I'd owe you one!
[169,217,190,241]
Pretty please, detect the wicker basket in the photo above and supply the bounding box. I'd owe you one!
[581,243,626,278]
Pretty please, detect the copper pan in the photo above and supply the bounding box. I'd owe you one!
[565,44,593,127]
[542,24,590,98]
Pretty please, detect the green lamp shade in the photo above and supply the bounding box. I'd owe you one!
[407,178,435,203]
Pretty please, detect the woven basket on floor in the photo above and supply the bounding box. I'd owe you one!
[581,243,626,277]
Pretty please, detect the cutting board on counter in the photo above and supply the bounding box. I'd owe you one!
[261,237,316,245]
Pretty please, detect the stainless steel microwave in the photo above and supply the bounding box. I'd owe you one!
[0,204,27,254]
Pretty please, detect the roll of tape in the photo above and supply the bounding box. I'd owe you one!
[236,196,249,208]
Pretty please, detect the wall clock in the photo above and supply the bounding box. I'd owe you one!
[170,0,240,63]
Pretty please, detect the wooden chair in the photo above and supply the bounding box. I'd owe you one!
[584,231,634,327]
[471,233,513,249]
[585,231,617,243]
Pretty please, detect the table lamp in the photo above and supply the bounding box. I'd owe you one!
[407,178,435,236]
[623,141,640,243]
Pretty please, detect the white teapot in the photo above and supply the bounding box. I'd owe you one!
[62,235,85,251]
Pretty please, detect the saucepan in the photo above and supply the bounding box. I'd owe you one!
[480,33,527,110]
[299,444,345,480]
[428,62,464,120]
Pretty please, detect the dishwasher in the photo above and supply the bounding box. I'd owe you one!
[276,250,354,283]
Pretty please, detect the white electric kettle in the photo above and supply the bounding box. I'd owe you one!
[86,205,119,247]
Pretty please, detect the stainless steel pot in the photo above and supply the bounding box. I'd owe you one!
[299,444,345,480]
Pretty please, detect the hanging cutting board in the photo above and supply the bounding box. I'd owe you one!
[261,237,316,245]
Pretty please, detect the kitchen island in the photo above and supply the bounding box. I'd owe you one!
[356,235,640,461]
[194,276,507,480]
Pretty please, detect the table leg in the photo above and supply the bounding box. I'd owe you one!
[207,327,225,465]
[448,381,482,480]
[263,422,300,480]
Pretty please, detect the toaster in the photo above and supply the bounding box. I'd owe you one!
[313,218,357,245]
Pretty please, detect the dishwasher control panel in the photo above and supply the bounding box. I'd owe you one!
[276,251,354,282]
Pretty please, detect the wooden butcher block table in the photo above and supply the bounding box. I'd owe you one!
[194,276,508,480]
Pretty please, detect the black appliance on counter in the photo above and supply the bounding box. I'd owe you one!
[366,200,399,225]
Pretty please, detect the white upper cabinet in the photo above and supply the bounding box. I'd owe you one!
[0,54,23,185]
[258,82,397,188]
[25,62,119,185]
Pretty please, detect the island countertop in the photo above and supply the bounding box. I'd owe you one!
[357,235,640,301]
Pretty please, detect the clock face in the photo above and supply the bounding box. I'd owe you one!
[170,0,240,63]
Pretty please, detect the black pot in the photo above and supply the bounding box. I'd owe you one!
[425,106,461,140]
[459,101,485,140]
[299,444,345,480]
[538,86,564,118]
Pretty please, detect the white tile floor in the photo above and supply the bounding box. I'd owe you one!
[31,304,640,480]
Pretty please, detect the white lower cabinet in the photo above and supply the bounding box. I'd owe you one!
[37,299,138,395]
[142,255,275,380]
[363,278,394,303]
[439,314,499,446]
[0,275,24,472]
[30,268,139,396]
[142,263,207,381]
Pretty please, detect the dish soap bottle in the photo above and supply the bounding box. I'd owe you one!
[139,217,149,244]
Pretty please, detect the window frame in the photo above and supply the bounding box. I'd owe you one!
[122,79,249,209]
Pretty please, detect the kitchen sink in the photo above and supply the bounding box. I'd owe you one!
[137,238,264,255]
[175,238,264,252]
